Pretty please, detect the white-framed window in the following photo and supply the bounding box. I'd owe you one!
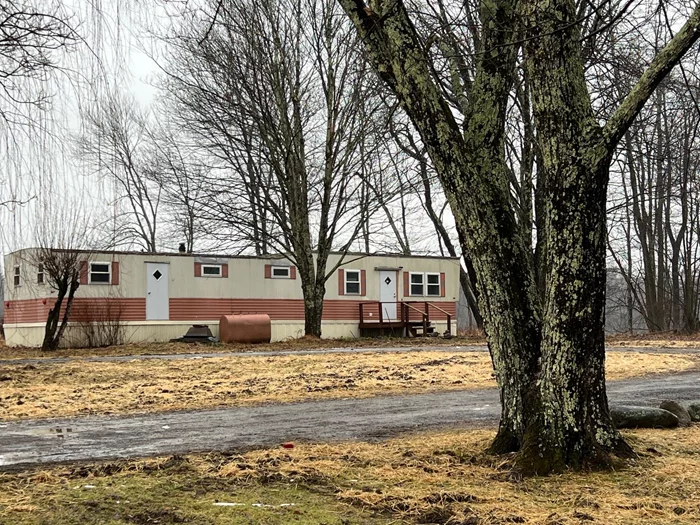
[345,269,361,295]
[426,273,441,296]
[271,266,290,279]
[409,272,424,296]
[202,264,222,277]
[89,262,111,284]
[13,265,20,287]
[37,264,45,285]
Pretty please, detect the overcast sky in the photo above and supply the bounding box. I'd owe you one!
[0,1,162,256]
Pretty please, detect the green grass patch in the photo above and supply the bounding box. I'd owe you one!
[2,427,700,524]
[0,456,385,524]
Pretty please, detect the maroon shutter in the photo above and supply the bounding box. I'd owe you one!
[360,269,366,296]
[264,264,272,278]
[440,272,446,297]
[290,266,296,279]
[222,264,229,278]
[403,272,409,297]
[338,269,345,295]
[194,262,202,277]
[111,262,120,285]
[79,261,88,285]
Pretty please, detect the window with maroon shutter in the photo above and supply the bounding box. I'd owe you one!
[271,266,290,278]
[201,264,223,277]
[89,262,111,284]
[410,272,425,296]
[111,262,120,285]
[79,261,88,284]
[338,269,345,295]
[426,273,441,296]
[344,270,361,295]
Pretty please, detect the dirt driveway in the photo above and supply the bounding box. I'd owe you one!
[1,371,699,469]
[0,347,696,421]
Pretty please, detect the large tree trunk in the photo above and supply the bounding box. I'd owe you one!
[340,0,700,475]
[520,157,633,473]
[302,283,325,338]
[295,247,325,338]
[517,0,634,474]
[339,0,541,452]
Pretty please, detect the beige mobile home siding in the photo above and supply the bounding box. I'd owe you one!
[3,249,460,347]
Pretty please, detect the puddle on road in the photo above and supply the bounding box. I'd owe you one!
[29,427,75,438]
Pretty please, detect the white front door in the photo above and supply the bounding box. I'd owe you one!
[146,263,169,320]
[379,270,397,320]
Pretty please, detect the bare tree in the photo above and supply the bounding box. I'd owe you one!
[603,7,700,335]
[161,0,384,336]
[25,206,94,351]
[146,124,208,252]
[0,0,76,126]
[75,89,162,252]
[341,0,700,474]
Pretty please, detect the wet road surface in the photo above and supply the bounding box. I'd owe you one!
[1,371,698,470]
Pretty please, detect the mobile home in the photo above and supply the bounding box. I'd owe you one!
[3,249,460,347]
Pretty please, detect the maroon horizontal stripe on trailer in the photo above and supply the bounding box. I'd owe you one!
[5,297,456,324]
[4,298,146,324]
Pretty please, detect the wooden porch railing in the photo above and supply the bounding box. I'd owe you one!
[426,302,452,335]
[402,301,428,335]
[359,301,427,331]
[359,300,451,336]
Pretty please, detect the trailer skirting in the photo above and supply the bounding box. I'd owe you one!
[3,320,456,347]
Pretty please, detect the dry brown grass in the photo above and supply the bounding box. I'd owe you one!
[2,332,699,360]
[611,339,700,348]
[0,350,697,421]
[1,426,698,524]
[607,331,700,348]
[0,335,489,360]
[216,426,700,524]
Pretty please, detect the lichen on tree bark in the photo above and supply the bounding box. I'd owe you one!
[339,0,700,474]
[340,0,542,451]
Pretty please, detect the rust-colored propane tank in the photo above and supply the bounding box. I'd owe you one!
[219,314,271,343]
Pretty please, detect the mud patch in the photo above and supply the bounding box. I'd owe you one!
[125,509,193,524]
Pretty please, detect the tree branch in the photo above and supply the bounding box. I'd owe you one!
[198,0,224,45]
[603,2,700,151]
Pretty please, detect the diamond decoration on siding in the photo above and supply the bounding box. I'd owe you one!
[153,270,162,281]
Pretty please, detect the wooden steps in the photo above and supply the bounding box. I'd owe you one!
[358,301,451,338]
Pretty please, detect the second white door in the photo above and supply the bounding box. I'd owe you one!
[379,270,397,320]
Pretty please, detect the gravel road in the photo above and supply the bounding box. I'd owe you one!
[1,371,698,470]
